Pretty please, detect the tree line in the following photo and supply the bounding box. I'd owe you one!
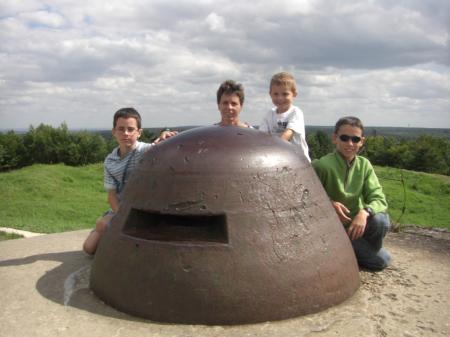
[307,131,449,176]
[1,124,449,175]
[0,123,156,171]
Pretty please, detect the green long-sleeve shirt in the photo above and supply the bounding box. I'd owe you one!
[312,151,387,218]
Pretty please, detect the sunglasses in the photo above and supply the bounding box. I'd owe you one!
[338,134,362,143]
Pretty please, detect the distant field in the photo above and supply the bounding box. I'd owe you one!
[0,163,449,233]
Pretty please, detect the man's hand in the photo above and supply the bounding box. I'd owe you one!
[331,201,351,224]
[154,130,178,144]
[347,209,369,240]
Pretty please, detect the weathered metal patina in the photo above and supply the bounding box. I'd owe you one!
[90,126,360,325]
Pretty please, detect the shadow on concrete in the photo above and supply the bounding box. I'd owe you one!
[0,251,146,323]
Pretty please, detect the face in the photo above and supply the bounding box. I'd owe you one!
[218,93,242,125]
[333,124,365,161]
[270,84,297,113]
[112,117,142,150]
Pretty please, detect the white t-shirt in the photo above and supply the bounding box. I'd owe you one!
[259,105,310,162]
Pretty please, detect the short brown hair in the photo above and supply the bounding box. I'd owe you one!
[216,80,245,105]
[113,107,142,129]
[270,72,297,95]
[334,116,364,134]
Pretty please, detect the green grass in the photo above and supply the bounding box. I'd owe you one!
[0,163,108,233]
[0,164,449,233]
[376,166,450,230]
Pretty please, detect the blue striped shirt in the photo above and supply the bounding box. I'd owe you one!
[103,141,153,194]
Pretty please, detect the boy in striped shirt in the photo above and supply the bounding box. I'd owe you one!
[83,107,176,255]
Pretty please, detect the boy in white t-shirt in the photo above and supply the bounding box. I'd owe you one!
[259,72,310,161]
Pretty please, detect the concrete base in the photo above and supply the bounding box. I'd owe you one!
[1,229,449,337]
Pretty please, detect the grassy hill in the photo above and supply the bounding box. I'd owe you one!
[0,164,107,233]
[0,163,448,233]
[376,167,450,228]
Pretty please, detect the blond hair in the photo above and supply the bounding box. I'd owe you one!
[270,72,297,95]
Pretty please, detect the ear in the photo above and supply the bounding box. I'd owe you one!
[137,128,143,138]
[332,133,338,145]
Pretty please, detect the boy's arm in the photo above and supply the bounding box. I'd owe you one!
[281,128,294,141]
[107,189,120,213]
[362,163,388,214]
[285,108,306,138]
[313,158,352,225]
[347,209,370,240]
[331,201,352,224]
[284,109,311,163]
[348,161,387,240]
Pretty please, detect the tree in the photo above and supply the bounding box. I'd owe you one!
[0,131,27,170]
[307,131,333,160]
[21,123,71,165]
[407,136,449,175]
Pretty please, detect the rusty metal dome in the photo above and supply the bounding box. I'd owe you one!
[90,125,360,325]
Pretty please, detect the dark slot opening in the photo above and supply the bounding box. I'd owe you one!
[122,209,228,243]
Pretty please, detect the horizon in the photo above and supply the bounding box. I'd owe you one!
[2,124,450,133]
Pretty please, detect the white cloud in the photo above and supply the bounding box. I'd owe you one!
[205,12,225,32]
[95,76,136,89]
[18,10,66,28]
[0,0,449,129]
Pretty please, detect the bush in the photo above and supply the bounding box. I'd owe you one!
[0,123,110,171]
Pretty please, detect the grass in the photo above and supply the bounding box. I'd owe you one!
[0,163,448,233]
[0,163,108,233]
[376,166,450,230]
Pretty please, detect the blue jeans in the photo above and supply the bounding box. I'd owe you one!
[351,212,391,271]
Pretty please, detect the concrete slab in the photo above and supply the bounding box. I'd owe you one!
[1,228,449,337]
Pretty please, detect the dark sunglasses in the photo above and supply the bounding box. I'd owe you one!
[338,134,362,143]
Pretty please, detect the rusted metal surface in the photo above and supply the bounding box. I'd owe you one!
[90,125,360,325]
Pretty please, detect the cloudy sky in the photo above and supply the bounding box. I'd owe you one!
[1,0,449,130]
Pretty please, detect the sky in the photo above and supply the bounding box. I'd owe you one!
[0,0,449,130]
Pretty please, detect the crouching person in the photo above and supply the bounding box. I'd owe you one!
[312,116,391,271]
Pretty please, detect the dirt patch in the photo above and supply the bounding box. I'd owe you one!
[356,226,450,337]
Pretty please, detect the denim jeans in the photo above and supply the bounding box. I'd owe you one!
[351,212,391,271]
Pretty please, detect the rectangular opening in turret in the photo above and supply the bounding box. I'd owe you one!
[122,209,228,244]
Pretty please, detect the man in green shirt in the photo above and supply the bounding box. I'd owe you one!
[312,116,391,271]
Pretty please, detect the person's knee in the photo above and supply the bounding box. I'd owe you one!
[367,212,391,238]
[83,241,95,255]
[83,231,100,255]
[373,212,390,229]
[95,217,108,233]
